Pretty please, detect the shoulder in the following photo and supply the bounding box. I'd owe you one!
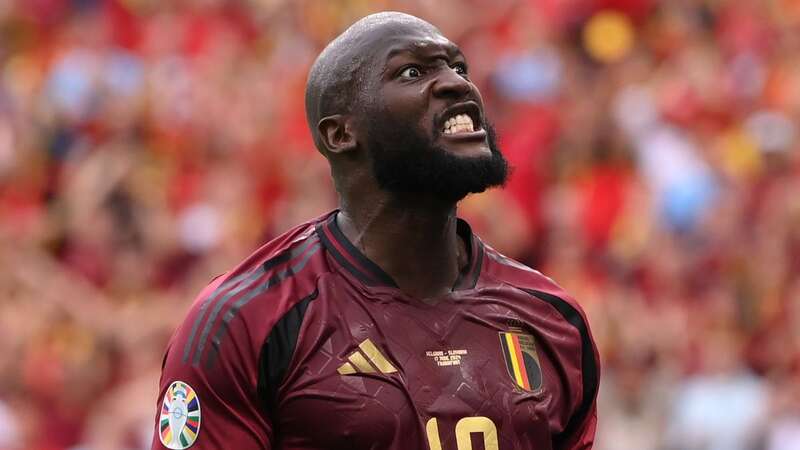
[153,214,336,447]
[481,244,596,363]
[172,212,333,370]
[212,211,330,296]
[480,242,599,380]
[481,243,601,446]
[481,243,586,317]
[480,244,595,358]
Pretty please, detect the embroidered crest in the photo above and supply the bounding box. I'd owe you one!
[499,330,543,392]
[160,381,201,449]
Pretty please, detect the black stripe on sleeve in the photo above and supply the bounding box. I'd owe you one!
[521,288,598,449]
[183,269,262,364]
[257,288,319,412]
[203,242,321,368]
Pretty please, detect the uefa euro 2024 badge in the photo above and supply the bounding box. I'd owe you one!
[159,381,201,449]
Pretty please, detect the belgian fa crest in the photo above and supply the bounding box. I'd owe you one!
[499,329,543,392]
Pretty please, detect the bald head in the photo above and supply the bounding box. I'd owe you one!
[304,12,441,154]
[303,11,508,204]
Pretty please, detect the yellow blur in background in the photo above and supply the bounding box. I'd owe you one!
[0,0,799,449]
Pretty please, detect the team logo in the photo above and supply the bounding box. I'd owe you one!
[499,330,543,392]
[159,381,201,449]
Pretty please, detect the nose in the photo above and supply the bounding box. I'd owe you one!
[431,67,472,99]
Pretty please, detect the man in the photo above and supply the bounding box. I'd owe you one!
[153,11,599,450]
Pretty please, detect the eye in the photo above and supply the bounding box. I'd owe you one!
[399,66,423,79]
[451,62,468,77]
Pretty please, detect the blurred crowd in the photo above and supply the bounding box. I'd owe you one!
[0,0,799,449]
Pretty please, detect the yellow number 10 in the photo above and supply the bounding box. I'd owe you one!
[426,417,499,450]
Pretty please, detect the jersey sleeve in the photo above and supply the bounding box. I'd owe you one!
[151,276,273,450]
[541,290,600,450]
[556,382,598,450]
[485,250,601,450]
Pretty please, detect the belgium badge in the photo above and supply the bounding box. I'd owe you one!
[499,330,543,392]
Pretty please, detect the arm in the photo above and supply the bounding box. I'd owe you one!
[554,303,600,450]
[151,276,274,450]
[556,400,598,450]
[521,287,601,450]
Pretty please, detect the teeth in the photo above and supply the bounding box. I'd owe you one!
[442,113,475,134]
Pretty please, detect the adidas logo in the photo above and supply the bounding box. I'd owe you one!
[337,339,397,375]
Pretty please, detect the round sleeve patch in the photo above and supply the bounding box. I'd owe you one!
[159,381,201,449]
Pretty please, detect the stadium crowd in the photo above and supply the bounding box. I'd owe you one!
[0,0,798,449]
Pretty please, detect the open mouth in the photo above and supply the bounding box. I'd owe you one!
[439,102,483,136]
[443,113,477,134]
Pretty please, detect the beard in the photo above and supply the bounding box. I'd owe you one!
[366,116,509,203]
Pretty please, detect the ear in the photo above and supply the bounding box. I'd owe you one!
[317,115,358,155]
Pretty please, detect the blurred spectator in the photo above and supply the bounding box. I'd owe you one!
[664,330,769,450]
[0,398,19,449]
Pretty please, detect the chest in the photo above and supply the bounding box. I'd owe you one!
[274,288,570,450]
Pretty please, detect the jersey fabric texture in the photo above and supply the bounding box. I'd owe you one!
[152,210,600,450]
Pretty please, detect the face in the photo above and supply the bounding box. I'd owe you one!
[358,27,509,202]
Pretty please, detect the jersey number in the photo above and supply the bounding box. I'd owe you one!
[425,417,499,450]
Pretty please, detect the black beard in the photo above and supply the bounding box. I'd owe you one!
[367,118,509,203]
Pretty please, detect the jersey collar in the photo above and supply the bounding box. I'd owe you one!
[315,210,484,291]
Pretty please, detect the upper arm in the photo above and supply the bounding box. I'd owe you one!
[151,277,274,450]
[522,288,601,450]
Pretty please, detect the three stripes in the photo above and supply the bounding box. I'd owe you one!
[338,339,397,375]
[182,234,321,367]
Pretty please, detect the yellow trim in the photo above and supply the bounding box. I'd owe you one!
[348,351,376,373]
[337,362,356,375]
[504,333,524,386]
[359,339,397,373]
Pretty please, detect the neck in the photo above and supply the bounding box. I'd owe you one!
[337,194,466,299]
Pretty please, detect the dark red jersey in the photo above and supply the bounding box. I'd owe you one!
[152,211,600,450]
